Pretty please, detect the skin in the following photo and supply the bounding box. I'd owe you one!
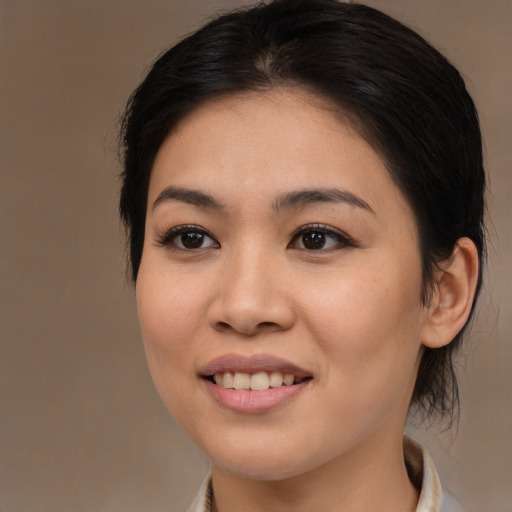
[136,89,477,511]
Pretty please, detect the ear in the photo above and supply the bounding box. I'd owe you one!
[421,237,480,349]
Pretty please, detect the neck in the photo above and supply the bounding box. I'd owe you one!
[211,432,419,512]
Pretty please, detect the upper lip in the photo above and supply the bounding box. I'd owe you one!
[199,353,311,378]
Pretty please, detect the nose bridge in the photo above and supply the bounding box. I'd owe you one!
[207,240,294,335]
[230,241,273,302]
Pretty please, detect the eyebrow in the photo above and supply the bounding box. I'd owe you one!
[272,188,375,214]
[152,186,226,211]
[152,186,374,215]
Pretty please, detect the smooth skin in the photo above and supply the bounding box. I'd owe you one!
[136,89,479,512]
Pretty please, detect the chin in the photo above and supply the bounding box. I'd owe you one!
[215,456,306,481]
[206,437,326,482]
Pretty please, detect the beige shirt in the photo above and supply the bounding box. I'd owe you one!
[187,437,462,512]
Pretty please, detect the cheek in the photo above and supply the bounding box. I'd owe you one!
[300,260,424,388]
[134,264,215,434]
[135,262,206,381]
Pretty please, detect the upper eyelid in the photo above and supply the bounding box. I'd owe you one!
[155,223,355,247]
[290,223,358,249]
[292,223,351,239]
[160,224,213,236]
[159,223,347,237]
[155,224,218,245]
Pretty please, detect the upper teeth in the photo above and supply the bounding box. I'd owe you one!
[213,371,299,391]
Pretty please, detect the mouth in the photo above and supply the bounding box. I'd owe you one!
[199,354,312,412]
[205,371,311,391]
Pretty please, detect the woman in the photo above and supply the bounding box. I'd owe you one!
[119,1,485,510]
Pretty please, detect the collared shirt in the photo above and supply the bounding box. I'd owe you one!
[187,437,462,512]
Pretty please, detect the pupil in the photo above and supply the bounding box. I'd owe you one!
[181,232,204,248]
[303,232,325,250]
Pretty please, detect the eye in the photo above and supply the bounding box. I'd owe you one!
[157,225,219,250]
[289,224,355,251]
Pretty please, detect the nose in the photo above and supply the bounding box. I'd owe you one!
[206,247,296,337]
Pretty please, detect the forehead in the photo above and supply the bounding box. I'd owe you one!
[149,88,412,222]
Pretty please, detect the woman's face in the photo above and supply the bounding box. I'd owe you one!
[136,89,429,480]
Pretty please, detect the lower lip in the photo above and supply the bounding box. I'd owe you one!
[203,379,310,413]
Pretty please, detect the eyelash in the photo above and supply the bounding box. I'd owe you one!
[155,223,357,251]
[289,224,357,251]
[156,225,219,250]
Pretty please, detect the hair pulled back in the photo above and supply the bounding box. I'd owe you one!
[120,0,486,419]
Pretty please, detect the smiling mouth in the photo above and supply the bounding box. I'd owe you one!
[206,371,311,391]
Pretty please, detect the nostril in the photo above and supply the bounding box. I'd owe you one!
[207,290,296,336]
[212,319,282,337]
[258,321,279,329]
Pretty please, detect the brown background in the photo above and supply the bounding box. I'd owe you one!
[1,1,510,511]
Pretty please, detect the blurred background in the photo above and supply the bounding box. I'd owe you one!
[1,1,510,511]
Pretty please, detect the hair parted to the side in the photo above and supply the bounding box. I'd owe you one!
[119,0,486,421]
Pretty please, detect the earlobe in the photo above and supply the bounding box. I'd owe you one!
[421,238,480,349]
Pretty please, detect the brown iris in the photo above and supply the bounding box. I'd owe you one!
[181,231,205,249]
[302,232,326,250]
